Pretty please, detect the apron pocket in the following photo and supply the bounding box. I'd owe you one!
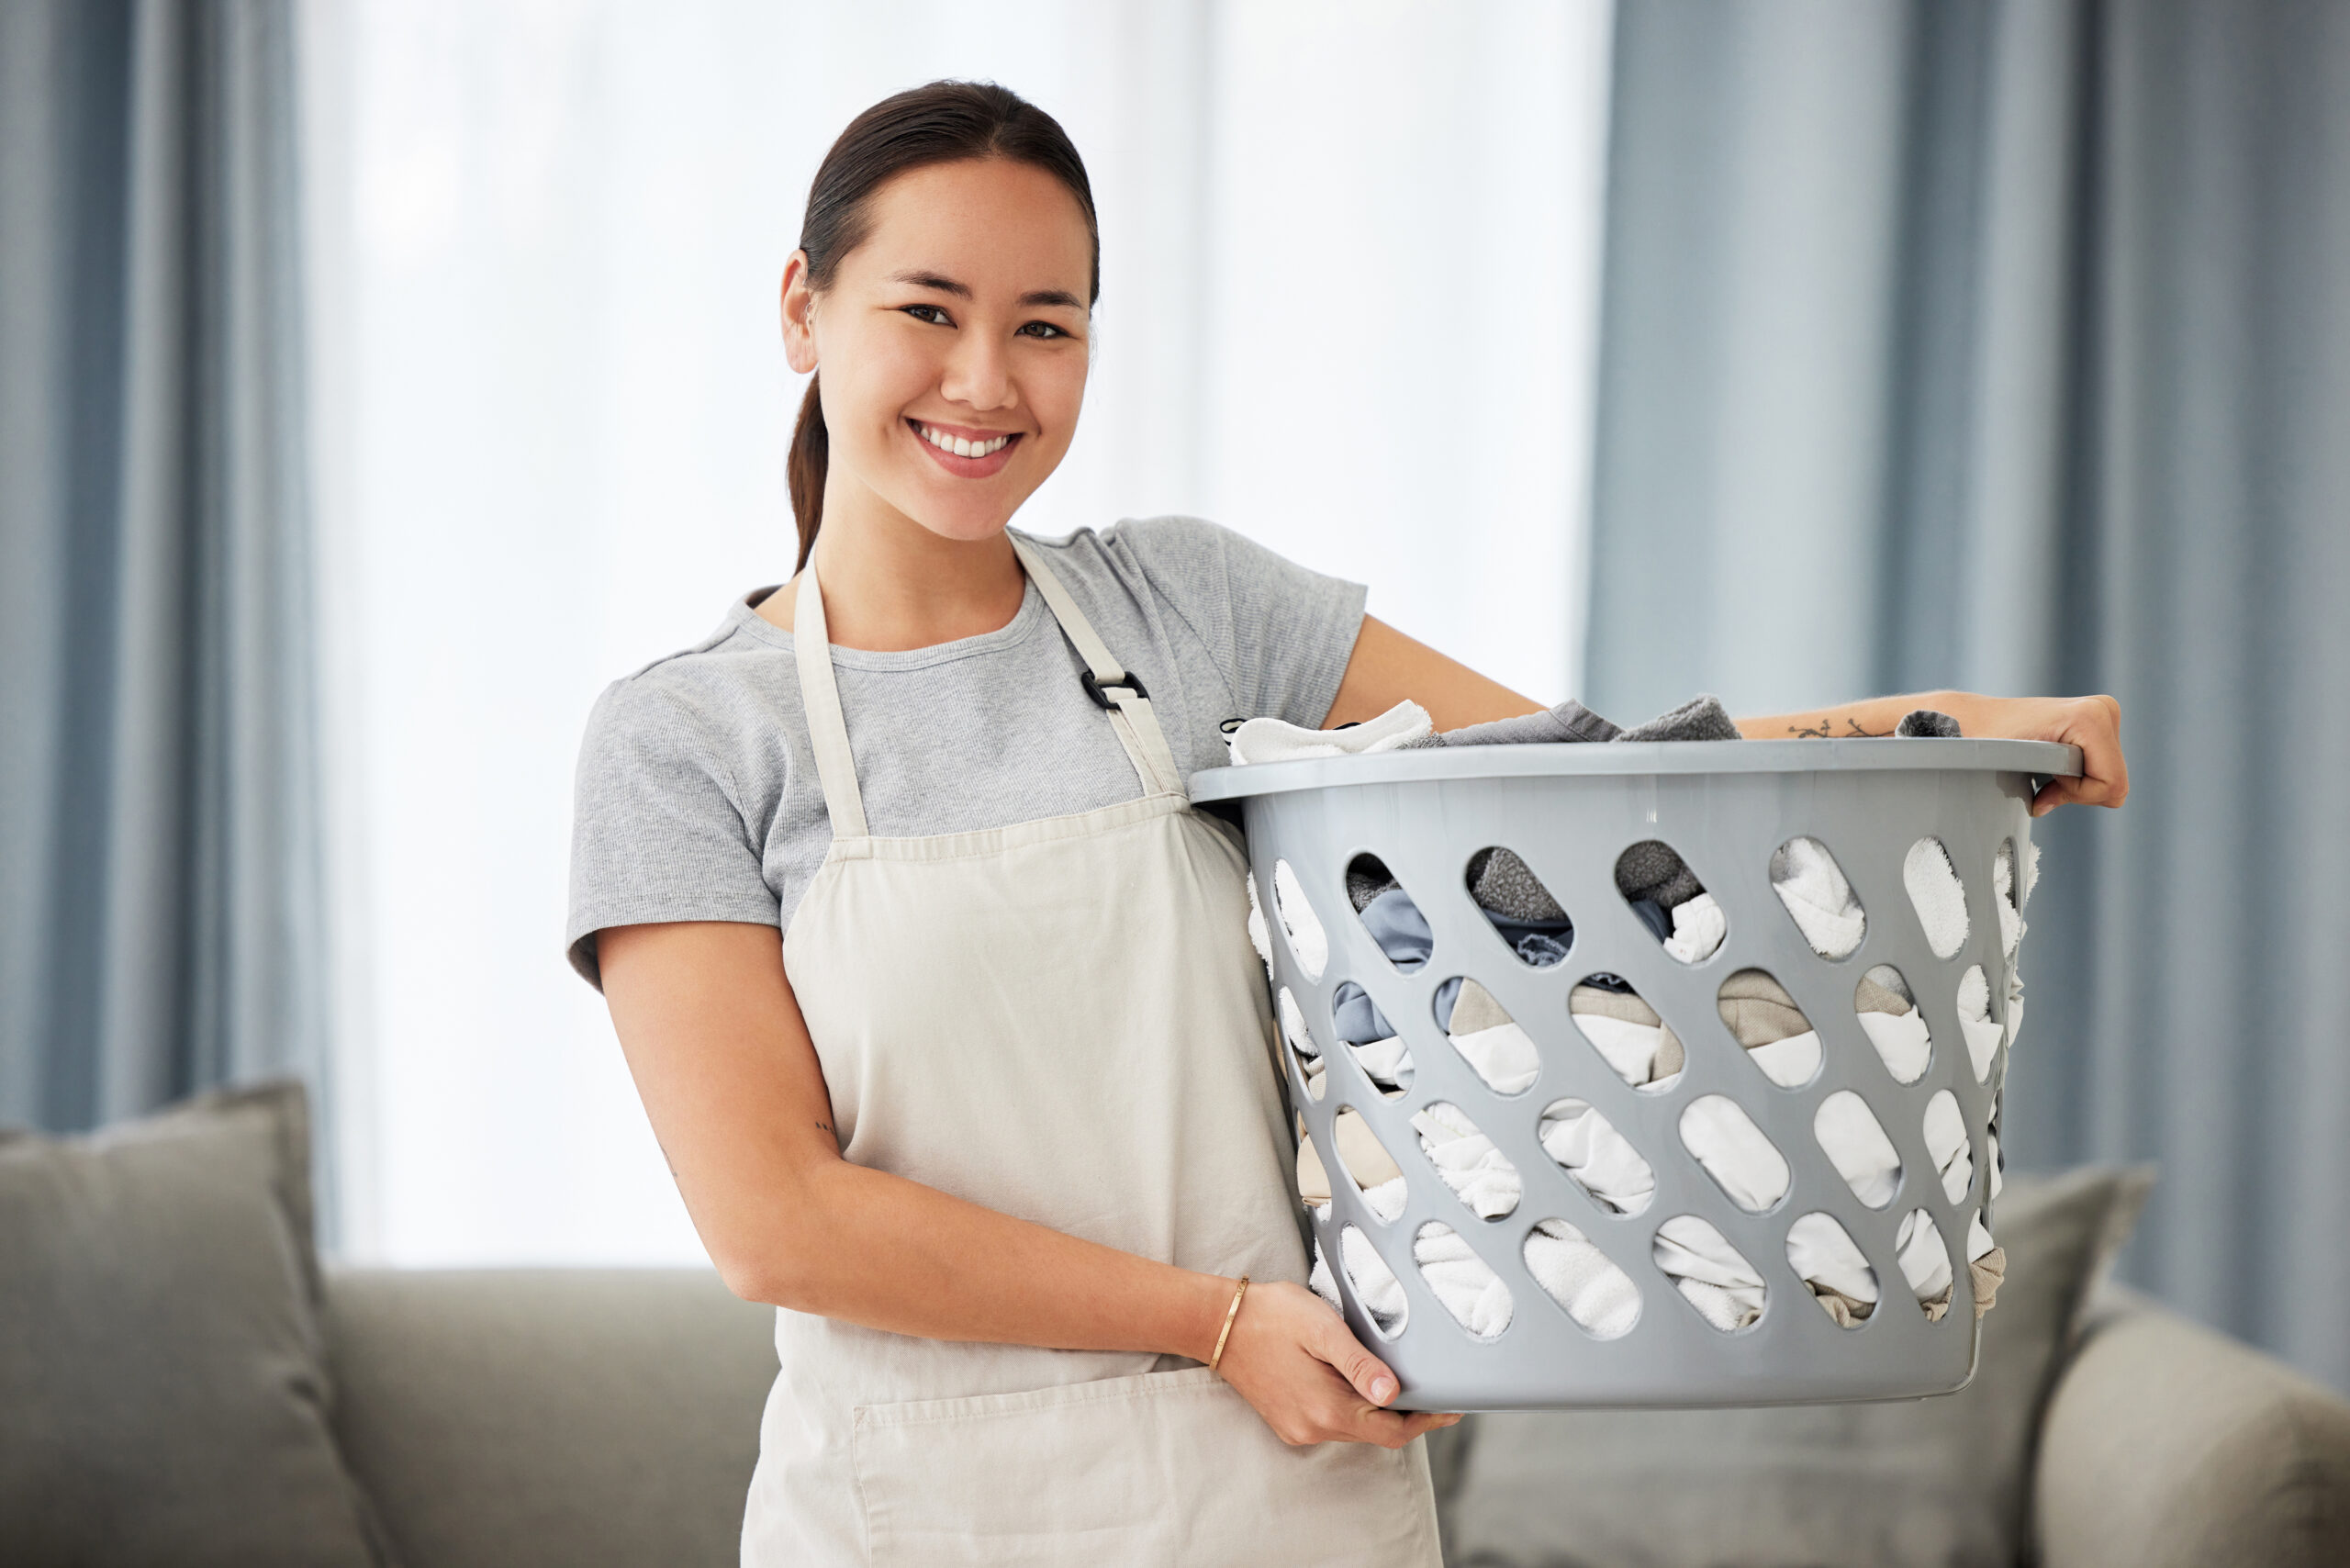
[850,1366,1433,1568]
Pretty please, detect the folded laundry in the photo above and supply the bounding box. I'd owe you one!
[1814,1091,1903,1207]
[1662,892,1728,964]
[1680,1095,1791,1213]
[1653,1215,1764,1331]
[1617,838,1705,911]
[1227,700,1432,765]
[1904,837,1970,959]
[1538,1098,1657,1214]
[1770,836,1866,958]
[1444,981,1542,1095]
[1396,699,1623,749]
[1525,1219,1643,1338]
[1924,1090,1972,1202]
[1855,965,1933,1082]
[1956,966,2003,1081]
[1463,846,1568,923]
[1716,968,1822,1087]
[1569,982,1685,1089]
[1413,1101,1522,1219]
[1328,983,1415,1092]
[1618,694,1743,744]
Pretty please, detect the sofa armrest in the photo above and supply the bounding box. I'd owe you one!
[2034,1290,2350,1568]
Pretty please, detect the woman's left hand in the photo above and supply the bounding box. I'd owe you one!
[1953,693,2128,816]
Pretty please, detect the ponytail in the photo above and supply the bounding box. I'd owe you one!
[789,375,828,571]
[784,82,1099,573]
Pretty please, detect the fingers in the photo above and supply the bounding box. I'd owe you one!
[2031,695,2128,816]
[1328,1336,1400,1409]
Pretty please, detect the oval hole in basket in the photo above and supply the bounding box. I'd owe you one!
[1415,1221,1511,1341]
[1538,1098,1654,1215]
[1770,835,1866,958]
[1526,1218,1641,1338]
[1717,969,1820,1088]
[1276,988,1326,1101]
[1679,1095,1790,1213]
[1329,981,1412,1097]
[1270,858,1328,980]
[1346,852,1429,973]
[1569,974,1684,1092]
[1330,1106,1408,1222]
[1615,840,1725,964]
[1922,1090,1973,1202]
[1787,1212,1879,1328]
[1436,979,1539,1096]
[1463,846,1572,968]
[1956,965,2001,1082]
[1854,965,1931,1082]
[1897,1208,1957,1318]
[1814,1091,1902,1208]
[1993,838,2026,962]
[1293,1112,1330,1206]
[1411,1102,1521,1219]
[1652,1215,1765,1332]
[1902,837,1970,959]
[1338,1224,1408,1338]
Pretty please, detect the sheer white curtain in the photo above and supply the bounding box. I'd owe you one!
[308,0,1614,1264]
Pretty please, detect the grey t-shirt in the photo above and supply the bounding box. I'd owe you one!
[565,517,1368,987]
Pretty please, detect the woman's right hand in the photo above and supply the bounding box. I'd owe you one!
[1213,1280,1461,1448]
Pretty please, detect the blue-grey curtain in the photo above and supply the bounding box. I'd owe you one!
[0,1,330,1185]
[1586,0,2350,1389]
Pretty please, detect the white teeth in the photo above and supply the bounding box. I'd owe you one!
[919,423,1011,459]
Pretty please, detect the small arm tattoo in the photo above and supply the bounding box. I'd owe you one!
[1787,717,1891,739]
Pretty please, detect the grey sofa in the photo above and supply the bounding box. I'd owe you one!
[324,1265,2350,1568]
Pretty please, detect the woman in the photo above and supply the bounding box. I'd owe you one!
[567,82,2127,1566]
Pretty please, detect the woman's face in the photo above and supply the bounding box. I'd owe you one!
[786,157,1093,547]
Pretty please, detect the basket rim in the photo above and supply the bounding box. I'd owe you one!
[1186,736,2082,804]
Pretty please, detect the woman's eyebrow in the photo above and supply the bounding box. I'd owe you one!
[888,269,1083,311]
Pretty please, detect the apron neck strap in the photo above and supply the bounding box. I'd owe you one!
[792,558,870,838]
[791,536,1190,838]
[1007,534,1186,799]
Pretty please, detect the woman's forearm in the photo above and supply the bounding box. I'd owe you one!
[1733,689,1978,740]
[740,1155,1237,1362]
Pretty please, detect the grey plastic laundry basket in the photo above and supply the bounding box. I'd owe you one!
[1190,738,2080,1411]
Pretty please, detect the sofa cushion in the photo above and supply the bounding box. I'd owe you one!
[2034,1288,2350,1568]
[0,1080,393,1567]
[324,1267,777,1568]
[1440,1165,2154,1568]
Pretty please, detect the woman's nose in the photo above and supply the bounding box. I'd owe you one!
[940,330,1014,412]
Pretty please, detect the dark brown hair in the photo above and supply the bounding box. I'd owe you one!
[787,81,1100,569]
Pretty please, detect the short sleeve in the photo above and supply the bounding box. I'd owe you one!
[565,679,780,989]
[1114,517,1367,728]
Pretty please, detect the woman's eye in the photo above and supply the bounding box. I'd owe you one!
[902,304,952,326]
[1017,321,1066,339]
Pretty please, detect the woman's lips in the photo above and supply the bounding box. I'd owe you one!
[909,418,1022,479]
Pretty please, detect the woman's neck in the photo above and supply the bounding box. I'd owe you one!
[759,493,1026,652]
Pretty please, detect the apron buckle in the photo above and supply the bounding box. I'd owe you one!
[1080,669,1150,710]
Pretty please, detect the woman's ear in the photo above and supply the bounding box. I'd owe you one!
[780,251,820,375]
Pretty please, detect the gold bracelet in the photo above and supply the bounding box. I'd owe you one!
[1207,1275,1250,1374]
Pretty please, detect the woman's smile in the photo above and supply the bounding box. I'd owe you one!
[910,416,1024,477]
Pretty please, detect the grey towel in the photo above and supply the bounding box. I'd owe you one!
[1396,699,1622,749]
[1897,709,1963,737]
[1618,694,1742,744]
[1465,847,1570,923]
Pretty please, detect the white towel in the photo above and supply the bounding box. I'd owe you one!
[1413,1224,1514,1339]
[1992,842,2026,960]
[1538,1099,1656,1214]
[1924,1091,1973,1202]
[1786,1212,1879,1305]
[1747,1029,1822,1088]
[1904,837,1970,958]
[1897,1209,1954,1302]
[1956,966,2002,1081]
[1227,699,1432,766]
[1269,858,1327,978]
[1348,1033,1415,1092]
[1572,1013,1676,1089]
[1814,1090,1903,1207]
[1652,1215,1765,1331]
[1412,1103,1522,1219]
[1663,891,1728,964]
[1450,1021,1541,1095]
[1679,1094,1790,1212]
[1771,836,1866,958]
[1526,1220,1642,1339]
[1857,1006,1933,1083]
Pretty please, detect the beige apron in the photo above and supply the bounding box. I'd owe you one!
[740,538,1440,1567]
